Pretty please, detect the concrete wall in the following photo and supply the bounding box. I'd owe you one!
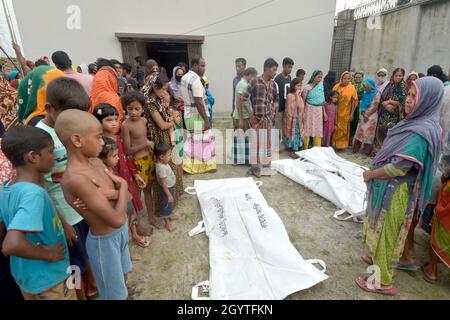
[11,0,336,115]
[351,0,450,77]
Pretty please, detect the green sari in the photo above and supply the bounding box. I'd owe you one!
[364,134,430,285]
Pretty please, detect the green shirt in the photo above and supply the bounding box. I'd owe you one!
[233,78,252,120]
[36,121,83,226]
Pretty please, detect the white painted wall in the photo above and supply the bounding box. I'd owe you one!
[12,0,336,114]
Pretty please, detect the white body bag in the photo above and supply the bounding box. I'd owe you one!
[186,177,327,300]
[272,147,368,222]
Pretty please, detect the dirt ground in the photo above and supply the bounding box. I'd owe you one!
[127,120,450,300]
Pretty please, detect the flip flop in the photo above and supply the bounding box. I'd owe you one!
[134,236,151,248]
[421,264,437,284]
[149,219,163,230]
[394,262,419,272]
[361,253,374,266]
[355,276,398,296]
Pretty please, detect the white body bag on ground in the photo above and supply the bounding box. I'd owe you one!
[186,177,327,300]
[272,147,368,222]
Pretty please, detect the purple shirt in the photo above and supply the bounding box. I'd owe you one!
[64,70,94,96]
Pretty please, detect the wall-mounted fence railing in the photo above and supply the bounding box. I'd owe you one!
[352,0,404,19]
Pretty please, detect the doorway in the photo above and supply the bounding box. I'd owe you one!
[116,33,204,76]
[147,42,188,77]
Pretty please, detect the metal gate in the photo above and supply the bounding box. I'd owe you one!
[329,9,356,78]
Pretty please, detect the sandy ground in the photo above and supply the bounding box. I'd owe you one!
[127,120,450,300]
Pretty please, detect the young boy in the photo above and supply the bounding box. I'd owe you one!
[35,77,96,300]
[55,109,131,300]
[120,91,158,228]
[0,126,75,300]
[155,143,178,232]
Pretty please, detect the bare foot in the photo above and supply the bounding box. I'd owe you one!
[131,253,141,262]
[170,212,180,221]
[148,217,163,229]
[179,194,188,200]
[137,224,153,237]
[165,220,176,232]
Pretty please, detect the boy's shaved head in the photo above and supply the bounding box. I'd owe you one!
[55,109,101,147]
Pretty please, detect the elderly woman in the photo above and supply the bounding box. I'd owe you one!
[356,77,444,295]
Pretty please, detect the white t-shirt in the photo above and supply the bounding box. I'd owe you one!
[181,70,209,118]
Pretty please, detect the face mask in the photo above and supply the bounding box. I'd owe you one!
[377,75,386,82]
[176,75,183,82]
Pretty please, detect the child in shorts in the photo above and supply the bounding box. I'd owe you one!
[154,143,178,232]
[35,77,97,300]
[93,103,152,246]
[120,92,160,229]
[56,109,132,300]
[0,126,75,300]
[98,136,149,253]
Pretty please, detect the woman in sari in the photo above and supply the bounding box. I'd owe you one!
[376,68,390,94]
[422,133,450,283]
[301,70,326,149]
[353,77,380,156]
[332,71,358,150]
[377,68,407,133]
[351,71,365,143]
[284,78,304,158]
[89,66,124,126]
[142,74,183,224]
[356,77,444,295]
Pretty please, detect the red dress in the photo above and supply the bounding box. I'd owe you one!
[115,136,143,214]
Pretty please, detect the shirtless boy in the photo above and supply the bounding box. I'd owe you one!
[55,109,132,300]
[121,91,161,228]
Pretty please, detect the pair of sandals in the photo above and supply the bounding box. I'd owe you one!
[356,254,399,296]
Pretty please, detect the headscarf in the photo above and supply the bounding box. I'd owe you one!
[9,70,19,81]
[306,70,326,106]
[89,66,123,126]
[427,65,450,86]
[145,59,159,77]
[353,70,365,101]
[380,68,407,110]
[359,77,379,111]
[17,66,65,125]
[323,71,337,98]
[170,66,183,98]
[78,64,89,74]
[373,77,444,211]
[407,71,419,81]
[440,132,450,178]
[376,68,389,93]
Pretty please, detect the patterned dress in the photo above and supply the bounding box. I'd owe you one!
[145,97,183,208]
[302,84,323,138]
[378,81,407,128]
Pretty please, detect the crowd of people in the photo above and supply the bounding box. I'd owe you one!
[0,42,449,300]
[230,57,450,295]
